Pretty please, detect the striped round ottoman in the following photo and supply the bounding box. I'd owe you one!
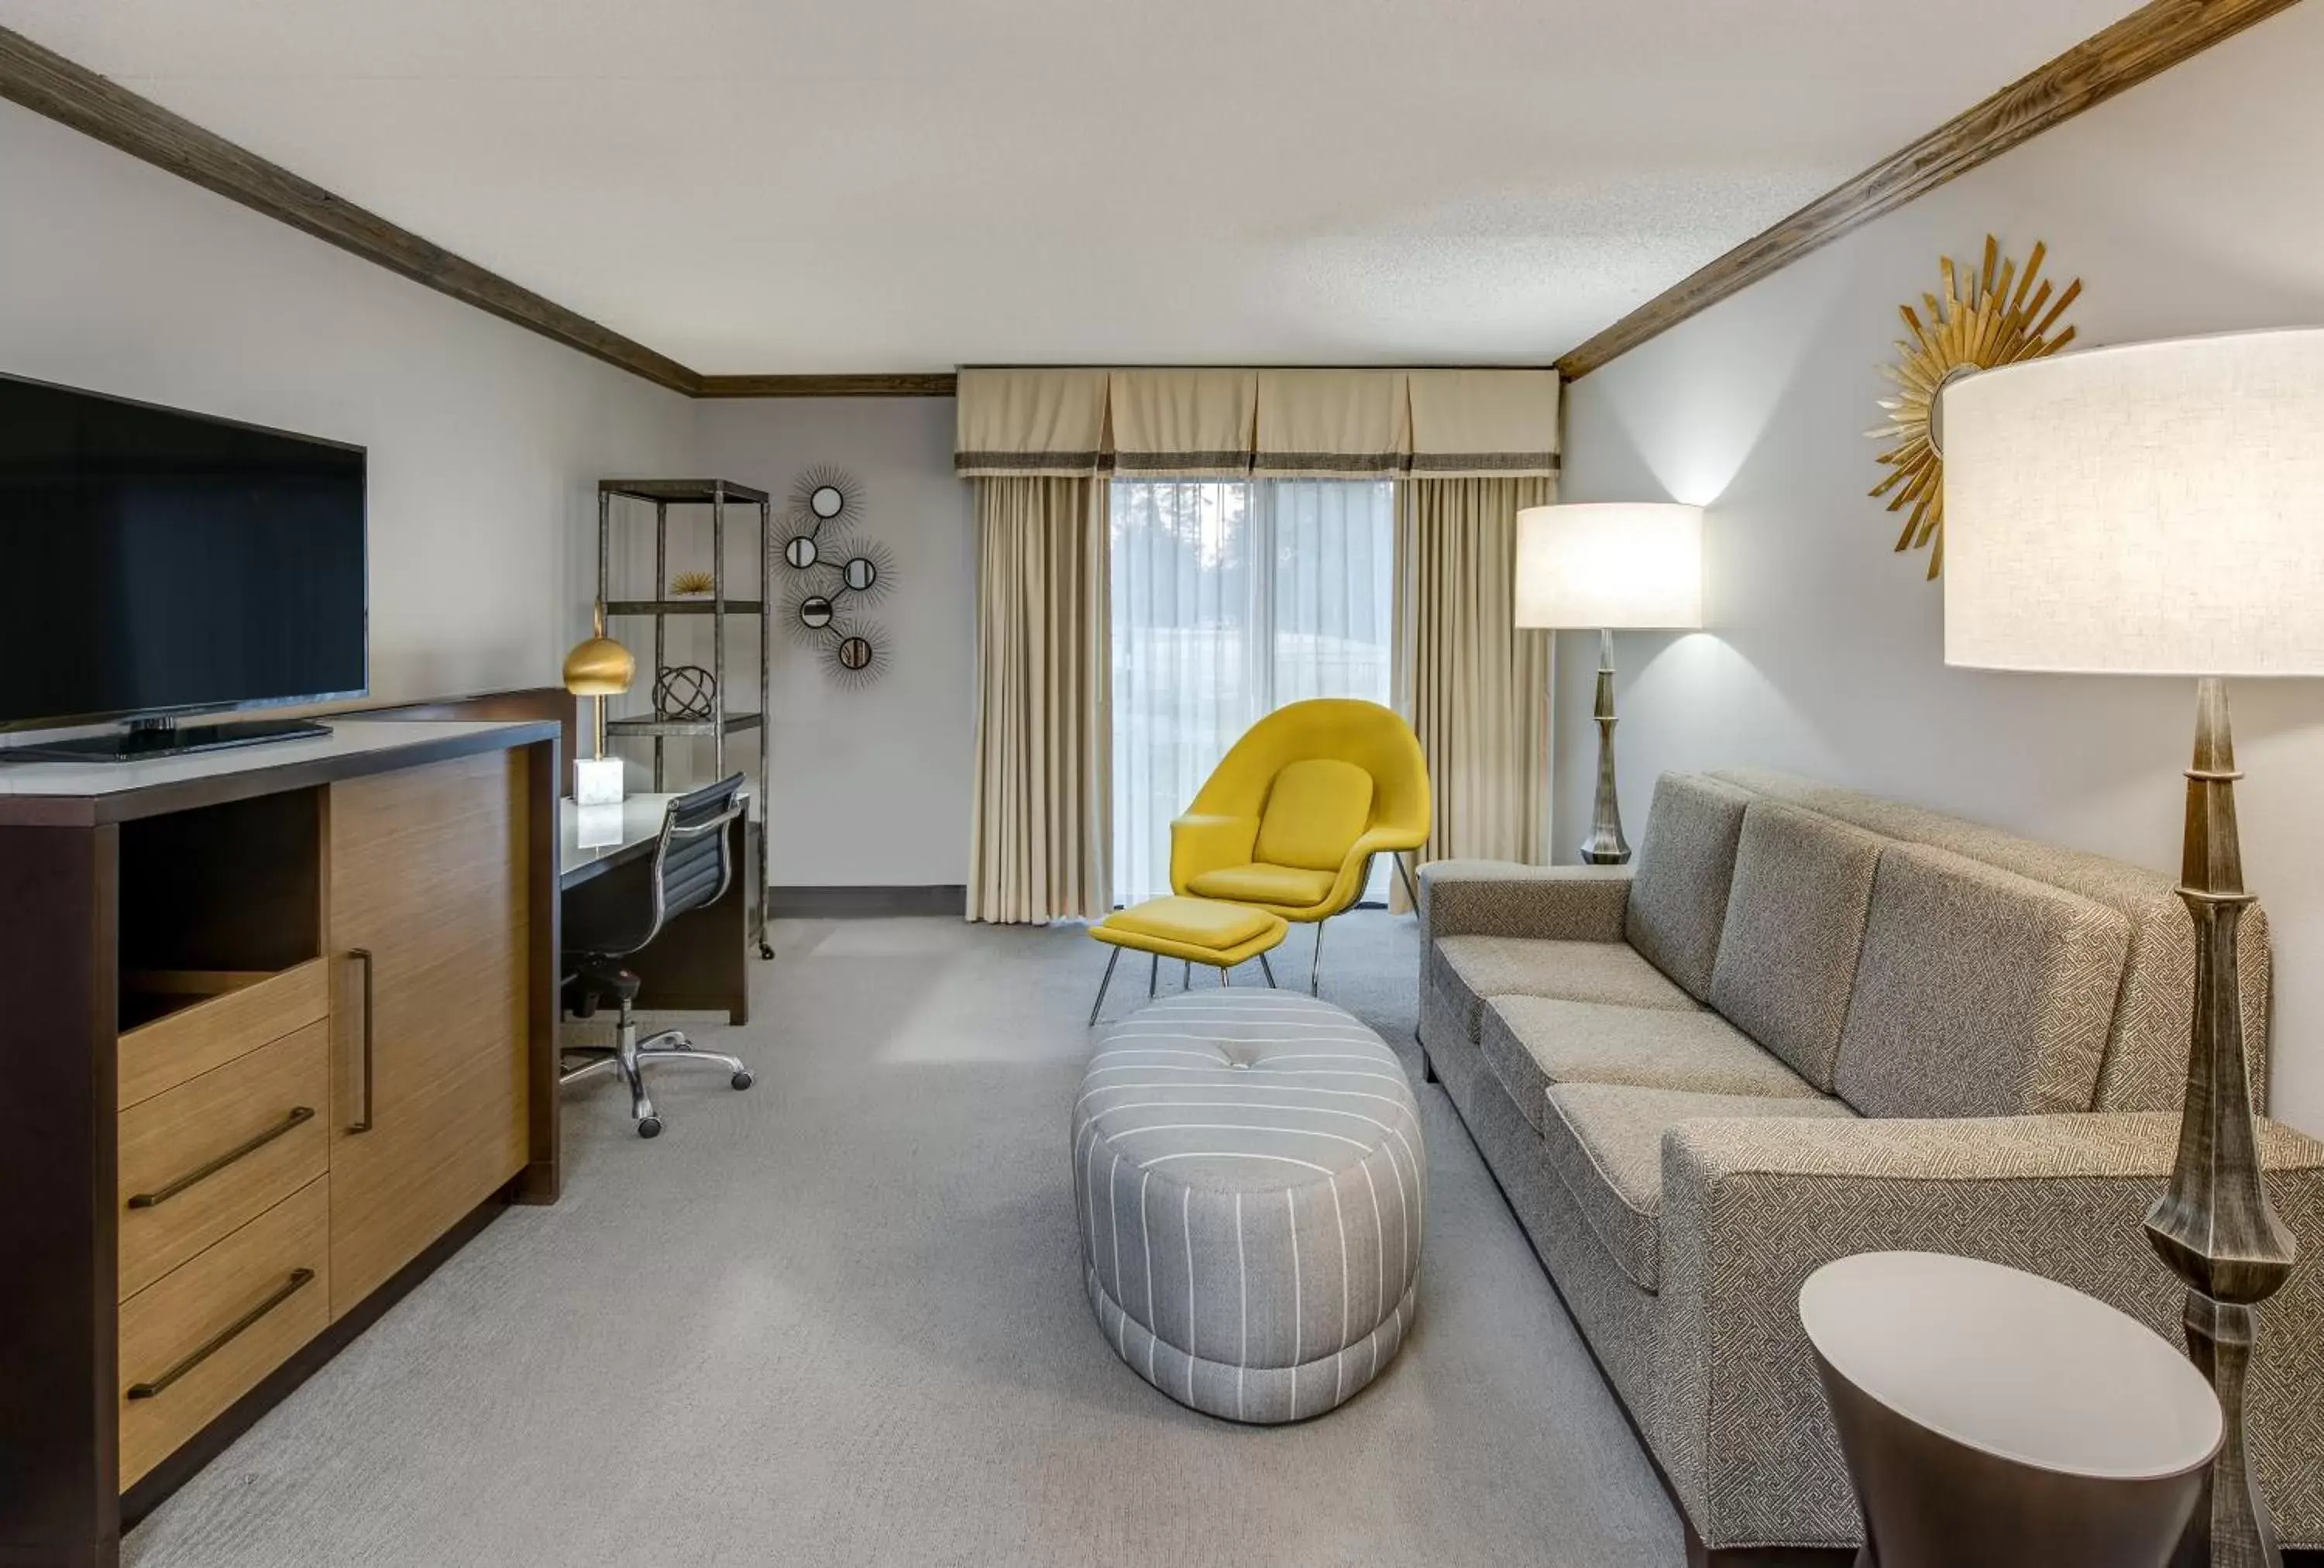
[1072,989,1425,1422]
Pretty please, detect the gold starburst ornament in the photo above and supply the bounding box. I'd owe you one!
[1868,236,2081,578]
[669,569,718,597]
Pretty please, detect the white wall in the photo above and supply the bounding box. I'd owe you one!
[0,99,694,704]
[1554,2,2324,1133]
[691,399,975,889]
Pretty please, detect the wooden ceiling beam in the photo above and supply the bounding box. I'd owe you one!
[0,22,703,396]
[1552,0,2303,380]
[694,373,959,397]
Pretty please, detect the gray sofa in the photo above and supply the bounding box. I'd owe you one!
[1416,768,2324,1560]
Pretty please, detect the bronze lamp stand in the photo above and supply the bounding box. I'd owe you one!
[2149,679,2296,1568]
[1581,628,1630,864]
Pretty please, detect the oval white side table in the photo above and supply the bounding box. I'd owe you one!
[1800,1251,2223,1568]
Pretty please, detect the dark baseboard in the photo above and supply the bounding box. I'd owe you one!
[120,1192,511,1531]
[765,884,965,919]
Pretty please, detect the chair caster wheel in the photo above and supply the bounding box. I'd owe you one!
[636,1116,662,1139]
[731,1071,754,1091]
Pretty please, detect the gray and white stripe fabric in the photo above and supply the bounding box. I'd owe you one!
[1073,990,1426,1422]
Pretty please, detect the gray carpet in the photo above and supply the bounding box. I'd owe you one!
[125,913,1682,1568]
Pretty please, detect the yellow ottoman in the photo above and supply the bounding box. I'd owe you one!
[1088,896,1287,1023]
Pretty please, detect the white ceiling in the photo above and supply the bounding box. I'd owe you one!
[4,0,2137,374]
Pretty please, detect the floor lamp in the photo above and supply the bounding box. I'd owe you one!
[1943,327,2324,1568]
[1514,503,1704,864]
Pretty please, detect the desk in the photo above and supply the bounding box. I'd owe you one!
[559,792,764,1024]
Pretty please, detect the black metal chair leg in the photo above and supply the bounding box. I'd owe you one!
[1260,951,1277,989]
[1088,946,1122,1026]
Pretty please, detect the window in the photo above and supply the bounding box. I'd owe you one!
[1109,479,1395,906]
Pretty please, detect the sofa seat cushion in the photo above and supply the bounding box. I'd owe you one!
[1480,996,1820,1134]
[1428,934,1698,1046]
[1833,841,2133,1119]
[1542,1084,1858,1291]
[1188,861,1339,908]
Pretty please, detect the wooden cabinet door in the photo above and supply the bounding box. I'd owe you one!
[325,751,529,1317]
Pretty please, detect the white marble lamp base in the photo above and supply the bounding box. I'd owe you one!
[574,755,624,806]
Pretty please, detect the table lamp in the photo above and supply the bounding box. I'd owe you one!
[1944,326,2324,1568]
[562,602,634,806]
[1514,502,1704,863]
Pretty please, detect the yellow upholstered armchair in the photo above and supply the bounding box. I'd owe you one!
[1171,697,1432,991]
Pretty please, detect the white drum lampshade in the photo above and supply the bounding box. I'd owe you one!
[1943,328,2324,676]
[1514,503,1704,631]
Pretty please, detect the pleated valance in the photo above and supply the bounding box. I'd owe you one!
[955,367,1558,478]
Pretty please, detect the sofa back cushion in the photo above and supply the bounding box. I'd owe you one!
[1832,842,2132,1119]
[1624,774,1752,1001]
[1254,758,1375,871]
[1707,803,1882,1090]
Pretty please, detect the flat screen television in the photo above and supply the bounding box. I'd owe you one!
[0,373,367,759]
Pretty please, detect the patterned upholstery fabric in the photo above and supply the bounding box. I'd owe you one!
[1706,803,1882,1089]
[1422,977,1664,1418]
[1480,996,1820,1135]
[1624,774,1753,1000]
[1539,1084,1857,1291]
[1073,990,1425,1423]
[1428,934,1697,1050]
[1418,860,1632,944]
[1709,767,2274,1112]
[1832,843,2131,1119]
[1657,1112,2324,1549]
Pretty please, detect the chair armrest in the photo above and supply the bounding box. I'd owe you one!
[1418,860,1632,943]
[1654,1111,2324,1551]
[1168,813,1259,892]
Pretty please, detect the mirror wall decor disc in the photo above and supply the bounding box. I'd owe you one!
[844,556,878,592]
[837,635,872,672]
[811,485,845,520]
[799,595,834,630]
[785,535,820,569]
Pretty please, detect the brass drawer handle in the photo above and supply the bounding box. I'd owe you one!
[125,1267,316,1401]
[126,1106,315,1210]
[347,947,375,1133]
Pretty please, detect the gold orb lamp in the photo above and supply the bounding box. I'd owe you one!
[562,602,634,766]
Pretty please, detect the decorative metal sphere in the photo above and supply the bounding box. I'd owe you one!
[651,664,717,721]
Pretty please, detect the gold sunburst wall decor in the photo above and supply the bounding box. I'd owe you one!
[1868,236,2081,578]
[669,569,717,597]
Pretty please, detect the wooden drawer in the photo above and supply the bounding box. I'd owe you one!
[119,958,329,1110]
[119,1023,329,1301]
[119,1175,329,1488]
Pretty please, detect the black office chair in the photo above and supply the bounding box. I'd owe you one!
[560,772,753,1138]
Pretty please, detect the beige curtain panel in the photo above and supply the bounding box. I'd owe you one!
[954,369,1110,477]
[1407,369,1563,477]
[1394,475,1556,896]
[954,367,1560,480]
[966,476,1112,924]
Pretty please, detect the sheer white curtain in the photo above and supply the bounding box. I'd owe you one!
[1110,480,1394,905]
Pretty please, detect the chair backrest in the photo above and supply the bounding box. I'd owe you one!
[1188,698,1431,853]
[650,772,747,937]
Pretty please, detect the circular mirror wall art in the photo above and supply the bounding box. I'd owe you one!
[1867,235,2081,579]
[778,467,895,687]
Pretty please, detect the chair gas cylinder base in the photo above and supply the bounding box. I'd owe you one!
[1800,1251,2223,1568]
[562,773,755,1137]
[1087,896,1287,1025]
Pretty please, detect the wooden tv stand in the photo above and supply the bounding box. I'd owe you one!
[0,720,563,1568]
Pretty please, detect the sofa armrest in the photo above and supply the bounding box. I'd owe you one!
[1653,1111,2324,1552]
[1168,813,1259,892]
[1418,859,1632,943]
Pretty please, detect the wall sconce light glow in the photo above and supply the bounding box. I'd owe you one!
[1514,503,1705,631]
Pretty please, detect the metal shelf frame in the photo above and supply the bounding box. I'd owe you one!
[596,479,775,957]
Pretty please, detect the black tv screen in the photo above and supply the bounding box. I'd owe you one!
[0,374,367,731]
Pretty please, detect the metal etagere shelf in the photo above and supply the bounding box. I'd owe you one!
[597,478,774,958]
[595,478,772,790]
